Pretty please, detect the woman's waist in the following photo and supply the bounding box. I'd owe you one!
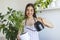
[26,27,36,31]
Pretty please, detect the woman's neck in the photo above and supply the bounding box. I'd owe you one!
[27,16,34,20]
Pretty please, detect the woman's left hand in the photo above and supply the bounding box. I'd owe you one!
[42,18,54,28]
[37,17,54,28]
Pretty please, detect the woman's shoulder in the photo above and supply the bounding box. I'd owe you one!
[37,17,42,19]
[22,19,27,25]
[36,17,44,23]
[36,17,42,20]
[22,20,25,25]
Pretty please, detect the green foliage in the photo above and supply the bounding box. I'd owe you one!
[34,0,53,11]
[0,7,24,40]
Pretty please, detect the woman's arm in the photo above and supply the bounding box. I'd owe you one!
[37,17,54,28]
[17,20,25,40]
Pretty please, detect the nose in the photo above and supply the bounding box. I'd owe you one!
[28,10,31,14]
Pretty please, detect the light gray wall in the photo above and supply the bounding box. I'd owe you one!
[37,9,60,40]
[0,0,36,14]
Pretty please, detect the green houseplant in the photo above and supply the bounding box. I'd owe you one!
[0,7,24,40]
[34,0,52,11]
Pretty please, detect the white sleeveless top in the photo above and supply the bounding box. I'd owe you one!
[23,20,39,40]
[23,19,37,33]
[24,24,39,40]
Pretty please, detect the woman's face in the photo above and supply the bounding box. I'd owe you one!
[26,6,34,18]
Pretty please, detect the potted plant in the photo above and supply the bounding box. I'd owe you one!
[34,0,52,11]
[0,7,24,40]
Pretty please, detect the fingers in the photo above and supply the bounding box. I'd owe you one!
[17,34,20,40]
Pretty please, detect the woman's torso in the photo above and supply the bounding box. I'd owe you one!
[24,18,37,32]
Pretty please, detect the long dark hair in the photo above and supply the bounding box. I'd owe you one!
[25,3,37,19]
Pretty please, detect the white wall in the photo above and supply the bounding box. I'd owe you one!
[37,9,60,40]
[56,0,60,7]
[0,0,36,14]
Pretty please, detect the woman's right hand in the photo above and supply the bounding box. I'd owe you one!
[17,31,21,40]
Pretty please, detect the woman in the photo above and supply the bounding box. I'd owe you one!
[17,3,53,40]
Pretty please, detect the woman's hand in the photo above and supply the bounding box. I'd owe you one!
[42,18,54,28]
[17,31,20,40]
[37,17,54,28]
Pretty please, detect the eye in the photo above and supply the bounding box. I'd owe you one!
[31,9,33,12]
[27,9,29,11]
